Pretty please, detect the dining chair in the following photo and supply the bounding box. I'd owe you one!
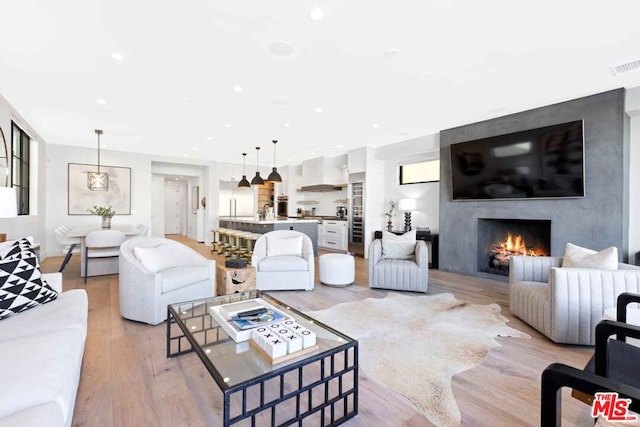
[54,226,82,272]
[84,230,126,284]
[136,224,149,237]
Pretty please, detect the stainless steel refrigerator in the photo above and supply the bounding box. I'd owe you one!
[219,180,254,217]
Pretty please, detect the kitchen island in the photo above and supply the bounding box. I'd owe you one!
[219,217,319,254]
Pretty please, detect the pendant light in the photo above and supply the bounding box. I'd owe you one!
[87,129,108,190]
[267,139,283,183]
[250,146,265,186]
[238,153,251,188]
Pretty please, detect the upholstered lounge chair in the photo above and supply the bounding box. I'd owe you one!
[119,237,215,325]
[251,230,314,291]
[368,233,428,292]
[509,255,640,345]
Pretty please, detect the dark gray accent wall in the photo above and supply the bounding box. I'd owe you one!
[439,89,629,280]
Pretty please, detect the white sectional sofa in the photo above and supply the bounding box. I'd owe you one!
[0,272,88,427]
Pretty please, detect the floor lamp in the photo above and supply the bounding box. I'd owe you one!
[0,187,18,242]
[398,198,416,232]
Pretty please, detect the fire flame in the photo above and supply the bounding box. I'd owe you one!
[496,233,542,257]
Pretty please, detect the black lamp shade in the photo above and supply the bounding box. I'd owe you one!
[267,167,282,182]
[238,175,251,188]
[251,172,265,186]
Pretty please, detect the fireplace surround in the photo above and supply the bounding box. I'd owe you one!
[438,89,629,281]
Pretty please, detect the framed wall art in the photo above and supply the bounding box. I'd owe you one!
[68,163,132,215]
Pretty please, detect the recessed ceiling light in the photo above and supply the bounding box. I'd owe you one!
[287,158,293,162]
[337,144,344,148]
[310,152,315,156]
[282,123,290,128]
[192,147,198,151]
[233,86,243,93]
[269,41,294,56]
[206,136,213,140]
[315,107,323,113]
[97,99,106,105]
[183,154,188,157]
[224,124,232,128]
[383,48,399,59]
[111,52,125,61]
[310,7,324,20]
[273,98,288,106]
[372,123,379,128]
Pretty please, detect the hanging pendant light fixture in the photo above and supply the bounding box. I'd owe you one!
[87,129,108,191]
[238,152,251,188]
[267,139,283,183]
[250,146,265,186]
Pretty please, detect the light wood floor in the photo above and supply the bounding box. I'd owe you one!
[40,235,596,426]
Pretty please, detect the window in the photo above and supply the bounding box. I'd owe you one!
[11,122,30,215]
[399,159,440,185]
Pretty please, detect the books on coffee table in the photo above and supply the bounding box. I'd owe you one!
[210,298,292,342]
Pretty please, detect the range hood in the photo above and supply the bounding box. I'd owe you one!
[299,156,348,192]
[299,184,344,192]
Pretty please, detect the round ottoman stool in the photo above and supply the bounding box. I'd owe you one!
[319,253,355,287]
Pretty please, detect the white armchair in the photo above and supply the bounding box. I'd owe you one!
[251,230,315,291]
[368,238,429,292]
[119,237,215,325]
[509,256,640,345]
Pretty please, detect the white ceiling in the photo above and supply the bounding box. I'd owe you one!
[1,0,640,166]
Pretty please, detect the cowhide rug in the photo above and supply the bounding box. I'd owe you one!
[307,292,529,426]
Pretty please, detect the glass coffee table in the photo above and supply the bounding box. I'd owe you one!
[167,291,358,426]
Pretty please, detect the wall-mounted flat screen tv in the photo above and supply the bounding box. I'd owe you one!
[449,120,585,200]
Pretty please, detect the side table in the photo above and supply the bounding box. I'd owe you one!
[216,264,256,296]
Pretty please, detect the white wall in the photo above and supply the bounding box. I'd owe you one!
[378,133,441,232]
[0,94,47,247]
[629,113,639,263]
[623,87,640,263]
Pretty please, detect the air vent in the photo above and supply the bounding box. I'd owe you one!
[612,59,640,75]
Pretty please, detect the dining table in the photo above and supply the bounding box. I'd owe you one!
[64,225,141,277]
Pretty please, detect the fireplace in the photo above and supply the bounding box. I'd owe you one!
[477,218,551,276]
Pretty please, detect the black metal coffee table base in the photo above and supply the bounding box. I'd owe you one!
[167,295,358,426]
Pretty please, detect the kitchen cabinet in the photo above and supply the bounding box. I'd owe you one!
[347,148,367,174]
[318,220,348,252]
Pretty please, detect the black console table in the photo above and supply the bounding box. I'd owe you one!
[373,230,439,269]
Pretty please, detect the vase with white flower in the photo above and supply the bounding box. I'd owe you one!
[385,199,396,232]
[88,205,116,228]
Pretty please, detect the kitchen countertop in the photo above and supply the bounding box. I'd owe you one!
[302,216,348,222]
[219,216,319,224]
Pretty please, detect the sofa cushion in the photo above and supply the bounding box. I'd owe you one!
[266,235,303,257]
[258,255,309,272]
[0,239,58,321]
[562,243,618,270]
[0,290,87,342]
[0,329,84,423]
[381,230,416,260]
[133,244,181,273]
[159,265,210,294]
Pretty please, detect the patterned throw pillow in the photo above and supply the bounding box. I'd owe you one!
[0,238,58,320]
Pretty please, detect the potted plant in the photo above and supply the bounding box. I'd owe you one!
[385,199,396,232]
[88,205,116,228]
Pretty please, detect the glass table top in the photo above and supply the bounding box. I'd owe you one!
[168,291,354,389]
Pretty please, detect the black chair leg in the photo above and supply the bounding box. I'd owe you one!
[84,247,88,284]
[59,244,76,272]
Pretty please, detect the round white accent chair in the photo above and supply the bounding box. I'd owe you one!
[319,253,355,287]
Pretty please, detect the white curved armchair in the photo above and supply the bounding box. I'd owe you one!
[509,255,640,345]
[119,237,215,325]
[251,230,315,291]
